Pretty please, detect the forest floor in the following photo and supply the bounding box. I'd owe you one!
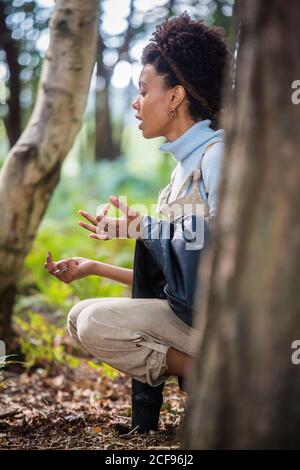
[0,363,187,450]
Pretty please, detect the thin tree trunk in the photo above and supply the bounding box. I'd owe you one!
[95,35,118,161]
[0,0,22,147]
[183,0,300,449]
[0,0,99,347]
[95,0,140,162]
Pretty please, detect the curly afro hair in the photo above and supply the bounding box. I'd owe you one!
[141,12,231,129]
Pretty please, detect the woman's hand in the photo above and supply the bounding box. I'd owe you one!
[44,252,96,283]
[78,195,142,241]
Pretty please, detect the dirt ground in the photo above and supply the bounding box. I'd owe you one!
[0,363,187,450]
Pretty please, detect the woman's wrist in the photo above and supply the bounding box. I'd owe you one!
[90,260,104,276]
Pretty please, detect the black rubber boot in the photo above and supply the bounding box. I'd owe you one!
[178,376,187,392]
[131,379,165,433]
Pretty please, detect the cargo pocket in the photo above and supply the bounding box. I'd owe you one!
[133,332,169,386]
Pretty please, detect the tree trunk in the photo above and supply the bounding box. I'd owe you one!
[95,35,119,161]
[0,0,22,147]
[183,0,300,449]
[0,0,99,348]
[95,0,140,162]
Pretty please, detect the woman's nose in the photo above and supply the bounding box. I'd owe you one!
[132,97,139,110]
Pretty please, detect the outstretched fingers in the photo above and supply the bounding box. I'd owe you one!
[77,220,97,233]
[78,210,98,226]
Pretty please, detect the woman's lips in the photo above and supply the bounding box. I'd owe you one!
[135,115,143,129]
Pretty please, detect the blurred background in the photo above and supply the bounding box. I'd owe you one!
[0,0,234,369]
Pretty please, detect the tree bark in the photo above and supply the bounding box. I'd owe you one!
[95,34,119,161]
[0,0,99,347]
[0,0,22,147]
[95,0,136,162]
[183,0,300,449]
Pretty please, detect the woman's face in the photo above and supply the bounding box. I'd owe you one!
[132,64,173,139]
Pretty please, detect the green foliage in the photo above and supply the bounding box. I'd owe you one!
[14,311,120,379]
[86,360,118,380]
[0,354,21,388]
[15,311,81,369]
[0,354,19,370]
[19,219,133,315]
[0,354,21,371]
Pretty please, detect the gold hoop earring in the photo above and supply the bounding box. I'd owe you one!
[168,108,178,120]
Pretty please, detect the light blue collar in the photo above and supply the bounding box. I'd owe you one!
[159,119,224,162]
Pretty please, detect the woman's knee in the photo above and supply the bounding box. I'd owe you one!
[76,304,107,350]
[67,301,84,334]
[67,301,90,347]
[67,298,102,335]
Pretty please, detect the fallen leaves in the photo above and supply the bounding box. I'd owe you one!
[0,362,187,450]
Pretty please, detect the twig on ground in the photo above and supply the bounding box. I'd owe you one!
[0,409,22,420]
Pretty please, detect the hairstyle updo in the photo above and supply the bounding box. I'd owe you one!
[141,12,231,129]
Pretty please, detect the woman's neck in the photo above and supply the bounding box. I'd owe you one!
[164,115,198,142]
[159,119,218,163]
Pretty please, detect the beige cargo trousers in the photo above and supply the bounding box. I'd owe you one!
[67,297,200,386]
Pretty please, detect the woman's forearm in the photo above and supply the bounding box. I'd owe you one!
[91,260,133,286]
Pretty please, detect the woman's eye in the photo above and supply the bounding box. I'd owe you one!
[140,92,146,97]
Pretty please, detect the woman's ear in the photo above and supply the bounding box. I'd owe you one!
[170,85,186,108]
